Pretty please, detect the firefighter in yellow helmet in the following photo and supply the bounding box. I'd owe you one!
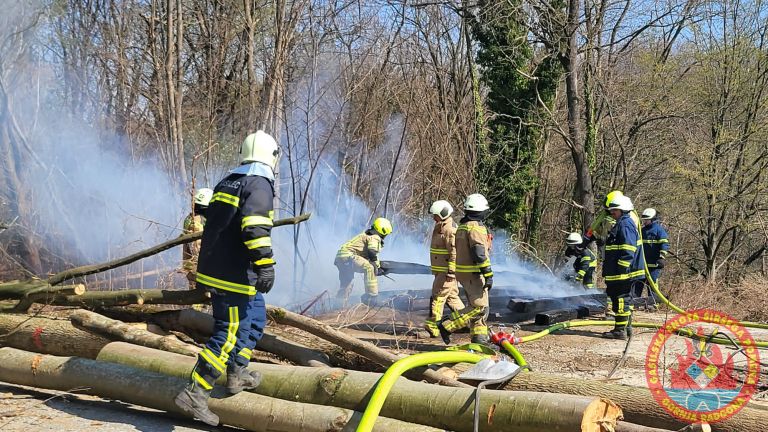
[583,190,640,255]
[334,217,393,306]
[182,188,213,289]
[424,200,466,338]
[437,193,493,344]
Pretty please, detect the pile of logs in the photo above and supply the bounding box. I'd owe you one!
[0,213,760,431]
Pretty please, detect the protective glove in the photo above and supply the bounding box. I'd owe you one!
[655,258,665,269]
[483,276,493,291]
[375,266,387,276]
[254,265,275,293]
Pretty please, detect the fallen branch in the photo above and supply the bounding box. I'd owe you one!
[266,306,468,387]
[0,347,439,432]
[98,342,624,432]
[46,213,311,285]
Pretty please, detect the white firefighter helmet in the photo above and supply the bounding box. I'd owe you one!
[464,193,489,212]
[641,208,657,220]
[607,195,634,212]
[566,232,583,245]
[193,188,213,206]
[240,130,280,169]
[429,200,453,220]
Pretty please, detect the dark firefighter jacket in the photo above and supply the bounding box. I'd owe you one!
[642,221,670,268]
[571,248,597,288]
[603,212,645,285]
[196,173,275,295]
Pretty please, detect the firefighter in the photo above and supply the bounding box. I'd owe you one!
[182,188,213,289]
[564,232,596,289]
[437,193,493,345]
[334,217,393,306]
[583,190,641,256]
[424,200,465,338]
[602,195,645,340]
[637,208,670,308]
[174,130,280,426]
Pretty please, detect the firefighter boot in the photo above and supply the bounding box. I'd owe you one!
[437,321,452,345]
[174,382,219,426]
[601,329,627,340]
[471,333,490,344]
[226,364,262,395]
[361,293,381,307]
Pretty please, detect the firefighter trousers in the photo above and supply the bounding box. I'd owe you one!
[633,269,661,304]
[189,290,266,390]
[335,256,378,301]
[606,282,633,334]
[424,273,465,335]
[441,273,488,338]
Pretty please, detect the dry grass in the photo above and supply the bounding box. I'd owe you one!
[666,274,768,322]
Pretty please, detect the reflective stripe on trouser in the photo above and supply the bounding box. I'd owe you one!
[442,274,488,337]
[335,255,378,300]
[191,290,266,388]
[429,273,465,322]
[607,282,632,332]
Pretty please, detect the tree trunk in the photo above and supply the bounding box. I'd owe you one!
[0,313,112,359]
[146,308,331,366]
[503,370,766,432]
[97,342,622,432]
[69,309,199,357]
[0,281,84,300]
[0,347,439,432]
[562,0,595,230]
[266,306,467,388]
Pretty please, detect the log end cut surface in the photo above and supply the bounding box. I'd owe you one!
[583,398,624,432]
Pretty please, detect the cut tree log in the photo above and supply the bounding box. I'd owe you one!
[0,347,440,432]
[46,287,210,308]
[0,312,324,366]
[97,342,624,432]
[145,308,331,367]
[0,313,112,359]
[45,213,311,285]
[69,309,199,357]
[503,370,765,432]
[0,281,85,299]
[266,305,468,387]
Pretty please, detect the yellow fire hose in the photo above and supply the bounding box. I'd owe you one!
[355,351,486,432]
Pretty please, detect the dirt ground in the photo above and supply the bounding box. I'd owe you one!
[2,304,767,431]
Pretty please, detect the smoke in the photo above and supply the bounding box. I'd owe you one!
[267,54,590,307]
[1,4,184,273]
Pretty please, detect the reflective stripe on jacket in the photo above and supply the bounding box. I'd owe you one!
[430,217,456,274]
[455,220,491,274]
[603,213,645,284]
[336,231,382,268]
[642,221,670,267]
[196,173,275,295]
[573,248,597,287]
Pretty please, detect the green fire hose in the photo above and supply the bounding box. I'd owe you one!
[355,351,486,432]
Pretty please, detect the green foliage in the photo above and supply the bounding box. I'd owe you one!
[472,0,562,237]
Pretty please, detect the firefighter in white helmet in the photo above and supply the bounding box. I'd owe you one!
[182,188,213,290]
[175,130,280,426]
[638,208,670,309]
[424,200,466,338]
[438,193,493,344]
[335,217,393,306]
[602,195,645,340]
[564,232,597,289]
